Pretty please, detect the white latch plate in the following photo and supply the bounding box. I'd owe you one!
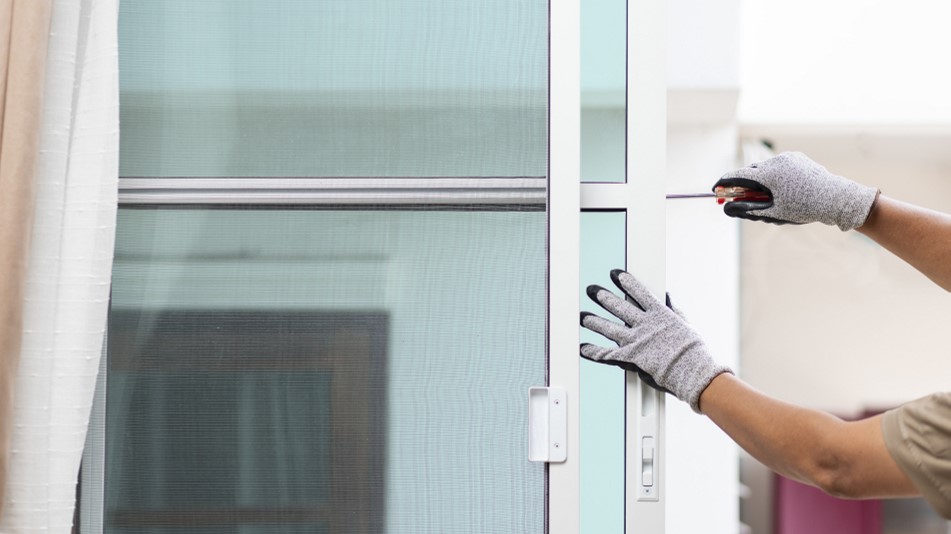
[528,387,567,463]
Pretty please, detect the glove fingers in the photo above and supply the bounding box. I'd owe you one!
[586,284,641,324]
[581,344,649,378]
[609,269,661,311]
[581,343,671,394]
[716,167,760,183]
[723,201,793,225]
[712,176,769,191]
[579,342,613,362]
[723,199,771,219]
[580,312,628,344]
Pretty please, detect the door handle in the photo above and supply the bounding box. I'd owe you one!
[528,387,568,463]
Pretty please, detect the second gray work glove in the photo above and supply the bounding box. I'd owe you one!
[714,151,879,231]
[580,269,732,413]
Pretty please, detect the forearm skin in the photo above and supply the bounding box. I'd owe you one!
[857,195,951,292]
[699,374,918,499]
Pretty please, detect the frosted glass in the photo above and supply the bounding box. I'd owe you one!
[580,211,626,533]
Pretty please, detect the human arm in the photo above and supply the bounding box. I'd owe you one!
[580,269,919,499]
[699,373,918,499]
[714,151,879,230]
[856,194,951,291]
[717,151,951,291]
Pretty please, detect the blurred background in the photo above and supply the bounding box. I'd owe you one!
[666,0,951,532]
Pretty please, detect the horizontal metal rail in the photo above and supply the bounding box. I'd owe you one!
[119,177,547,205]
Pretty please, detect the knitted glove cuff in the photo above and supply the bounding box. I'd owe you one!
[835,183,880,231]
[684,364,733,414]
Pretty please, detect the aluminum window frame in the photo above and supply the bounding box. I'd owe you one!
[579,0,667,530]
[80,0,666,531]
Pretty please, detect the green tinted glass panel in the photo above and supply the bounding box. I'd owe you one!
[581,0,626,183]
[580,211,626,533]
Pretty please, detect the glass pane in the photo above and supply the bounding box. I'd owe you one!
[106,208,547,533]
[118,0,548,178]
[581,0,626,183]
[580,211,626,533]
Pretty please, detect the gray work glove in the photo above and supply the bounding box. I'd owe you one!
[580,269,732,413]
[714,151,879,231]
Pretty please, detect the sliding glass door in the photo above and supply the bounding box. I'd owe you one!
[81,0,668,532]
[81,0,581,533]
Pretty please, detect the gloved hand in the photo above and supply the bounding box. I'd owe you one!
[714,151,879,231]
[580,269,732,413]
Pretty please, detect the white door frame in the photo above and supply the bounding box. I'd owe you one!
[556,0,668,530]
[548,0,581,530]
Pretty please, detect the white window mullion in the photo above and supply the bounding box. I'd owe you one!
[626,0,667,530]
[548,0,581,532]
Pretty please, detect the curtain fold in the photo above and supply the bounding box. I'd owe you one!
[0,0,53,519]
[0,0,119,529]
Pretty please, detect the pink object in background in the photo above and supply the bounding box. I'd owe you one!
[775,475,882,534]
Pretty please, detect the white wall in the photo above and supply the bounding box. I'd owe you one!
[666,125,742,534]
[666,0,744,532]
[739,0,951,125]
[668,0,741,89]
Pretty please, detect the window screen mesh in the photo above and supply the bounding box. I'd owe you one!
[118,0,548,178]
[108,1,550,532]
[104,209,548,533]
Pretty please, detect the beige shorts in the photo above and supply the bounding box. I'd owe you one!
[882,392,951,519]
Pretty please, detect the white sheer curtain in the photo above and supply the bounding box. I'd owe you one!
[0,0,118,530]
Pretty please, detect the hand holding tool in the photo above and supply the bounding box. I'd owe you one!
[713,151,879,230]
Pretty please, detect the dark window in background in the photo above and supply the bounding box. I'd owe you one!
[103,311,386,533]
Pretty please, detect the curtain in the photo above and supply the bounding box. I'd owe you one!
[0,0,119,529]
[0,0,54,519]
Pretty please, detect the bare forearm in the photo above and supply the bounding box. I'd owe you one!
[857,195,951,291]
[698,374,917,499]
